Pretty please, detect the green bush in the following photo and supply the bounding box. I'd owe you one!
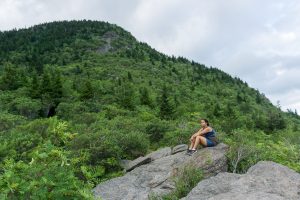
[149,164,203,200]
[71,112,99,125]
[1,20,300,199]
[134,105,157,121]
[102,104,131,120]
[0,112,26,132]
[56,102,89,120]
[224,129,266,173]
[0,141,94,200]
[258,139,300,172]
[0,117,77,163]
[8,96,42,119]
[224,129,300,173]
[118,131,150,159]
[67,131,122,170]
[145,119,170,143]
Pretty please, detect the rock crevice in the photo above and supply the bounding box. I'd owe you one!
[92,143,229,200]
[181,161,300,200]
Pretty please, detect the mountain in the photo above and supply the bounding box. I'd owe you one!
[0,20,299,199]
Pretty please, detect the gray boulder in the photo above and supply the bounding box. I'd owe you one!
[171,144,188,154]
[121,147,172,172]
[92,143,229,200]
[181,161,300,200]
[146,147,172,161]
[124,156,152,172]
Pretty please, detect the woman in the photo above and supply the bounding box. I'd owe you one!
[186,119,218,155]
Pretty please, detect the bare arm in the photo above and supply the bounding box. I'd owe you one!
[190,128,201,141]
[192,128,203,137]
[190,127,212,141]
[196,127,212,136]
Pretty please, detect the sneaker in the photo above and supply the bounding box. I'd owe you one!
[185,149,192,155]
[188,149,197,156]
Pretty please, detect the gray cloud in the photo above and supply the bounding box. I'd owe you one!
[1,0,300,112]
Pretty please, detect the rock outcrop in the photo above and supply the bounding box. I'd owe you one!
[181,161,300,200]
[92,143,229,200]
[121,147,173,172]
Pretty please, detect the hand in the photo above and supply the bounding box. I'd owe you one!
[190,135,196,141]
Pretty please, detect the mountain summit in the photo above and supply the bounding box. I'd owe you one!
[0,20,299,199]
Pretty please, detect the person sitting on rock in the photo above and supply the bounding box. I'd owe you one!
[186,119,218,155]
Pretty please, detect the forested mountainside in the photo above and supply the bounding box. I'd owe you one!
[0,20,299,199]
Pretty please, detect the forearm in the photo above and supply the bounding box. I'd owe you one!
[196,132,203,136]
[192,127,210,138]
[194,131,203,137]
[191,132,198,139]
[196,130,207,136]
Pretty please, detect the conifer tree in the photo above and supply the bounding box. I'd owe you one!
[1,63,20,90]
[117,82,135,110]
[159,85,175,120]
[30,70,40,99]
[80,79,94,100]
[139,87,152,107]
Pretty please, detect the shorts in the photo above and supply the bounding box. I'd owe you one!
[205,137,216,147]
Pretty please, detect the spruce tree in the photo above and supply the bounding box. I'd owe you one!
[159,85,175,120]
[1,63,20,90]
[30,70,40,99]
[52,69,63,104]
[127,71,133,81]
[80,79,94,100]
[139,87,152,107]
[117,82,135,110]
[40,69,52,95]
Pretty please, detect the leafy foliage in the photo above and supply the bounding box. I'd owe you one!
[0,20,300,199]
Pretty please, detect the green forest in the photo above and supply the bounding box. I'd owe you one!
[0,20,299,199]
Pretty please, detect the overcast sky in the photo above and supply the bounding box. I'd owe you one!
[1,0,300,113]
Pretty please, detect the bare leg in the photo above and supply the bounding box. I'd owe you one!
[189,138,195,149]
[192,136,207,149]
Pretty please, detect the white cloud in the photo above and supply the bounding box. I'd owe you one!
[1,0,300,112]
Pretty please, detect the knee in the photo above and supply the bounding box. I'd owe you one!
[198,136,205,143]
[196,135,204,139]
